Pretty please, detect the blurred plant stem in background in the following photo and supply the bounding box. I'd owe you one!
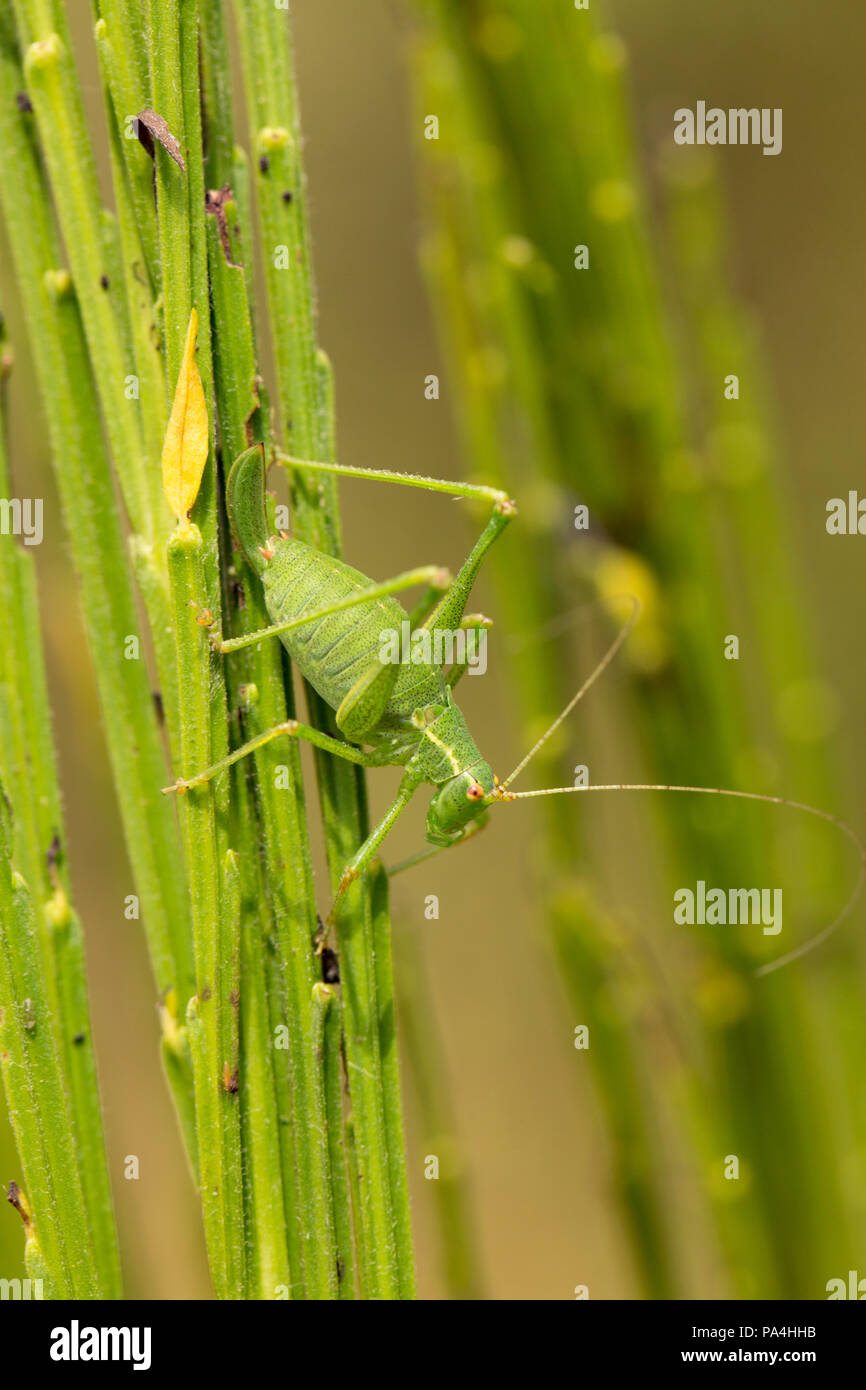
[0,0,862,1301]
[393,912,484,1300]
[411,0,865,1296]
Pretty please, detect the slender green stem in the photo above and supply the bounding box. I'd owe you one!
[413,0,857,1296]
[393,923,484,1301]
[199,0,234,189]
[371,866,416,1299]
[236,790,292,1299]
[46,893,123,1299]
[206,171,337,1298]
[0,337,60,903]
[92,5,160,291]
[320,989,357,1299]
[168,524,245,1299]
[0,324,121,1298]
[0,822,101,1298]
[412,0,681,1296]
[13,0,154,542]
[233,0,415,1297]
[146,0,189,393]
[0,25,194,1009]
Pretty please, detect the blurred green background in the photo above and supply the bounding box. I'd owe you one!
[1,0,864,1298]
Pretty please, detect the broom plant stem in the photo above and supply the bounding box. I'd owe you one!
[233,0,415,1298]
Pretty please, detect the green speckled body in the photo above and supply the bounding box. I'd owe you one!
[227,444,510,844]
[262,537,443,727]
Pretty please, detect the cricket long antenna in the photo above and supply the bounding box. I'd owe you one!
[501,595,641,791]
[490,782,866,976]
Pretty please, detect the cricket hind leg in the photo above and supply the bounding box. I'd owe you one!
[332,581,484,742]
[279,454,517,638]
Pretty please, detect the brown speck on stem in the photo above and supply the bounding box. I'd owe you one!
[259,154,269,174]
[152,691,165,725]
[321,947,340,984]
[100,274,109,290]
[136,109,186,172]
[73,1031,85,1045]
[205,185,239,266]
[15,92,32,114]
[46,831,62,878]
[281,190,293,203]
[222,1062,239,1094]
[7,1181,29,1225]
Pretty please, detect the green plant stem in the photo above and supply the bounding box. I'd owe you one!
[199,0,234,189]
[0,341,60,904]
[371,865,416,1298]
[236,787,292,1299]
[0,824,101,1298]
[92,3,160,294]
[320,990,356,1299]
[232,0,415,1297]
[413,6,679,1297]
[0,25,194,1010]
[206,183,337,1298]
[145,0,189,392]
[46,894,123,1298]
[13,0,154,543]
[0,329,121,1298]
[393,922,484,1301]
[168,524,245,1299]
[413,0,855,1297]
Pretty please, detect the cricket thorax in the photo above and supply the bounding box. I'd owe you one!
[410,702,483,784]
[424,763,495,848]
[408,701,495,843]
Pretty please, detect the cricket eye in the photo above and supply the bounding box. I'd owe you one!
[466,781,484,801]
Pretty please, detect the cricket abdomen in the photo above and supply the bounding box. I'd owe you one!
[262,537,441,718]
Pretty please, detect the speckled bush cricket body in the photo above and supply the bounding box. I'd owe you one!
[169,445,518,924]
[167,446,865,970]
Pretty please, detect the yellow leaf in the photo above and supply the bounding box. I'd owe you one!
[162,308,209,526]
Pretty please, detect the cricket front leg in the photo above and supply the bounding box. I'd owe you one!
[281,455,517,636]
[320,770,422,947]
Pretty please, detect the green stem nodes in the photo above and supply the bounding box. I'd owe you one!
[0,819,101,1299]
[168,524,244,1299]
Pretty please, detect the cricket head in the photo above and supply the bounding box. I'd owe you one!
[425,760,496,846]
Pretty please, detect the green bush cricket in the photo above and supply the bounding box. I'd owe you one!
[166,445,864,971]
